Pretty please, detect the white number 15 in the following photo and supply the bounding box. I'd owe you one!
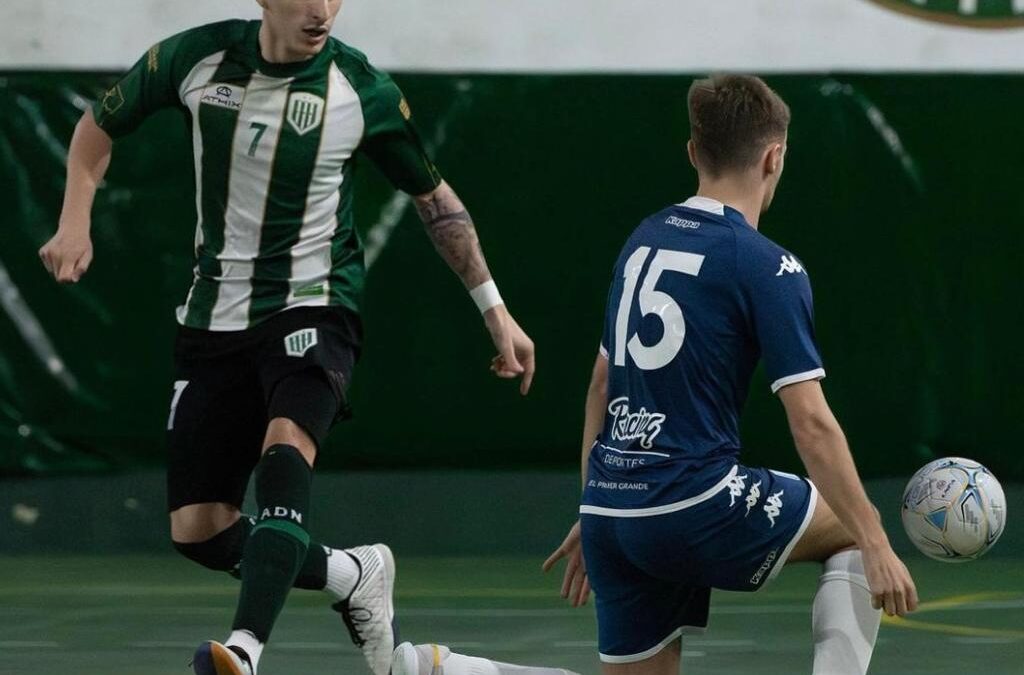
[614,247,705,370]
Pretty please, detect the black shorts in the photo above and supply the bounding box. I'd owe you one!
[165,306,361,511]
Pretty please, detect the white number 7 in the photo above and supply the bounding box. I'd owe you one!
[614,247,705,370]
[167,380,189,431]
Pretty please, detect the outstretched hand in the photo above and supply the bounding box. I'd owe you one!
[485,306,535,395]
[542,521,590,607]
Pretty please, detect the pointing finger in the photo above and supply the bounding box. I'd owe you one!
[520,357,535,395]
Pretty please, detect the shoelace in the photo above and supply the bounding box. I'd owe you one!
[338,603,373,647]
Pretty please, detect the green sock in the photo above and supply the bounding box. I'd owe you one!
[232,444,312,642]
[226,516,328,591]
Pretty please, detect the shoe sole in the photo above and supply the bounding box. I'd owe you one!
[390,642,420,675]
[192,641,246,675]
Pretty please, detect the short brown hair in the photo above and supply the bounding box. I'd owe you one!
[687,74,791,177]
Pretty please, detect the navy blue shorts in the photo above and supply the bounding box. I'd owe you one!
[580,464,817,663]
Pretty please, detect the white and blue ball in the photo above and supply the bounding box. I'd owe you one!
[901,457,1006,562]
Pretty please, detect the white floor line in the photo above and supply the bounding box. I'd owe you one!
[0,641,60,648]
[5,600,1023,619]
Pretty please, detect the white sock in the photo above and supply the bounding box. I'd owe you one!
[225,629,264,672]
[812,550,880,675]
[324,547,360,600]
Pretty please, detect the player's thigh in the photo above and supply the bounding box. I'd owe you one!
[786,490,857,563]
[582,515,708,667]
[601,638,681,675]
[256,307,361,451]
[166,334,266,521]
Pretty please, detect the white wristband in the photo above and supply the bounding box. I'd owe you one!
[469,280,504,314]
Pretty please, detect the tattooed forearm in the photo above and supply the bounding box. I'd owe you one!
[415,181,492,288]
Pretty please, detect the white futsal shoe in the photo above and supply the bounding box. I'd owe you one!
[333,544,398,675]
[391,642,581,675]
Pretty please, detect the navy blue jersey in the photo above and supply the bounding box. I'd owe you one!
[581,197,825,516]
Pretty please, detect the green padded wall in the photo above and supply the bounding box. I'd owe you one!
[1,73,1021,480]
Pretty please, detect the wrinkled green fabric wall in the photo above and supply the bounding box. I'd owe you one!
[1,73,1021,480]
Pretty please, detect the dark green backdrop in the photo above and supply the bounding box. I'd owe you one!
[1,73,1021,480]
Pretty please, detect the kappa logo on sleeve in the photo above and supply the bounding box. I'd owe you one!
[200,83,245,111]
[776,255,805,277]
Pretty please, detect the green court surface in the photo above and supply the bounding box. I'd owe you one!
[0,555,1021,675]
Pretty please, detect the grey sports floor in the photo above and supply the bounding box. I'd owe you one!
[0,554,1021,674]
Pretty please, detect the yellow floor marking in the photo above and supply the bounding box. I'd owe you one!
[882,592,1024,639]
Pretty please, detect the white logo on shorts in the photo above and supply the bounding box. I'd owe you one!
[764,490,785,528]
[284,328,318,357]
[750,547,778,585]
[745,480,761,517]
[727,473,748,507]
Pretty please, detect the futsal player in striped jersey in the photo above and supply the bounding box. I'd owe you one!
[39,2,538,674]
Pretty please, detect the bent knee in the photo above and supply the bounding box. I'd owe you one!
[171,512,251,573]
[170,503,243,544]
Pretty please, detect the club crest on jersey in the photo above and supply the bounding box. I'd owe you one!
[287,92,325,136]
[284,328,318,357]
[200,83,245,111]
[607,397,665,450]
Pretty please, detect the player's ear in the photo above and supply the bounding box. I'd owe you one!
[763,142,783,178]
[255,0,270,10]
[686,139,699,171]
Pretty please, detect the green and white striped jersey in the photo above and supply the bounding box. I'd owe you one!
[94,20,441,331]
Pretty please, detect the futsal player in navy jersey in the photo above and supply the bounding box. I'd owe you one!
[544,75,918,675]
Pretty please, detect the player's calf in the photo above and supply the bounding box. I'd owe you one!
[226,442,313,671]
[788,493,880,675]
[392,642,582,675]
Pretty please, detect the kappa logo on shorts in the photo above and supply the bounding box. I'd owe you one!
[727,473,748,507]
[745,480,761,517]
[284,328,318,357]
[764,490,785,527]
[750,547,779,586]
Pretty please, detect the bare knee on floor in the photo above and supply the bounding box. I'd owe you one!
[170,502,241,544]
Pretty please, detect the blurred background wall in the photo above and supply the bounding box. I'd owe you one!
[0,0,1022,553]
